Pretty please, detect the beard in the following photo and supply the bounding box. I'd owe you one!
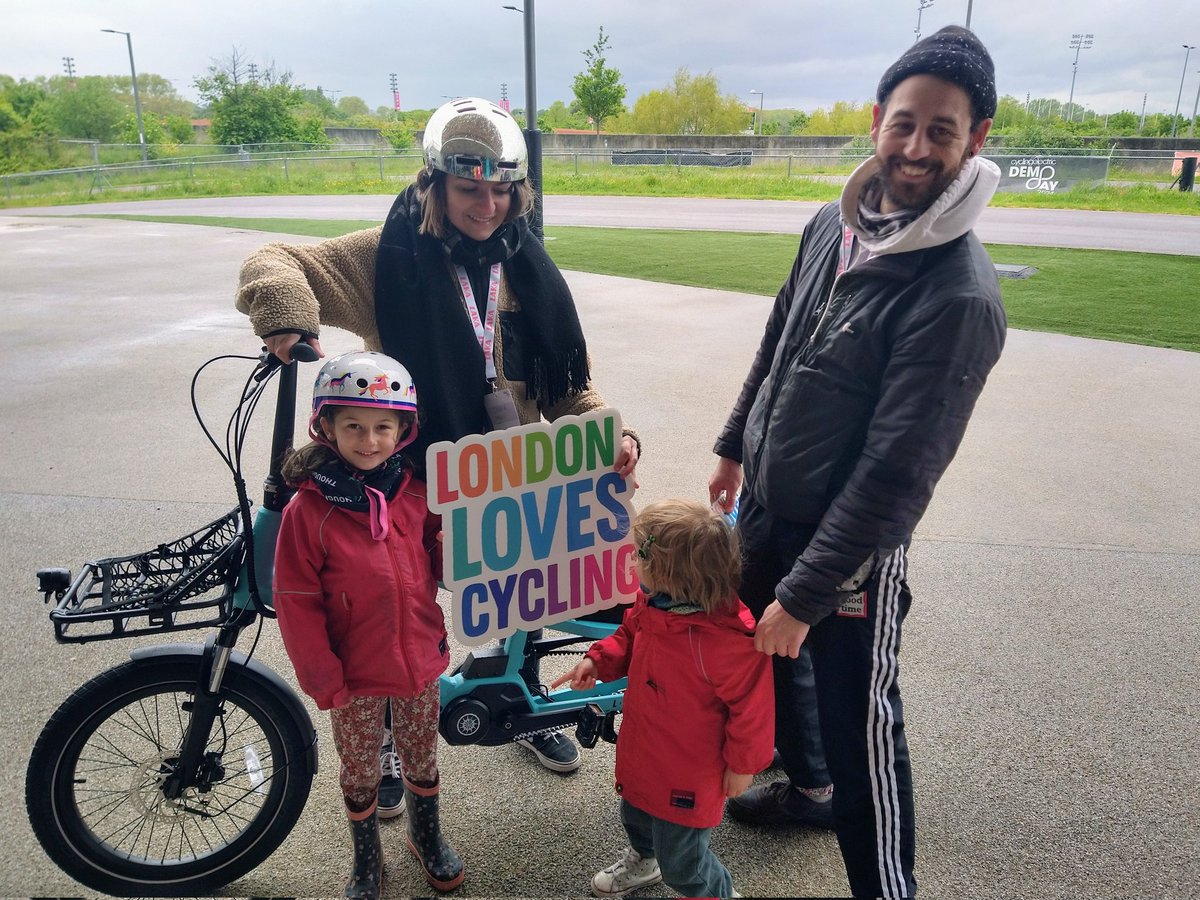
[877,145,972,213]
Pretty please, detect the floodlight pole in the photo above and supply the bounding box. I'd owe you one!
[1066,33,1094,124]
[915,0,934,42]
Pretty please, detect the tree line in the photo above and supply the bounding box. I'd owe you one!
[3,29,1194,175]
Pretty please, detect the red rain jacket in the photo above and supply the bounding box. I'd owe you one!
[586,591,774,827]
[273,475,446,710]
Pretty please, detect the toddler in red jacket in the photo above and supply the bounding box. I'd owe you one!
[275,351,463,898]
[553,499,774,899]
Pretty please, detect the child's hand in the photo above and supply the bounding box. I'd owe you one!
[723,769,754,798]
[550,658,599,691]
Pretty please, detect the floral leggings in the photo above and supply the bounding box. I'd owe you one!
[329,678,440,813]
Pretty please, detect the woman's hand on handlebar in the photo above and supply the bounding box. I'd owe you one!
[550,657,598,691]
[265,332,325,363]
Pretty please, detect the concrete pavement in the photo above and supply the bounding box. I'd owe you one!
[10,193,1200,254]
[1,213,1197,898]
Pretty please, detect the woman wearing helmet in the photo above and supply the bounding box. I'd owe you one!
[236,97,638,777]
[275,351,464,896]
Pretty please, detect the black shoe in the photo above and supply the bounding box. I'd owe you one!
[378,728,405,820]
[516,731,582,773]
[727,781,835,829]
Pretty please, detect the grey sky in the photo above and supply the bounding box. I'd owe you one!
[7,0,1200,122]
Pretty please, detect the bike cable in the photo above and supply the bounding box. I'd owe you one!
[190,354,279,627]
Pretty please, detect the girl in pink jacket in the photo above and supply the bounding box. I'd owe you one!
[554,499,774,899]
[275,351,462,898]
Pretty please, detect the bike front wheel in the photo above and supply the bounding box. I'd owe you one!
[26,656,314,896]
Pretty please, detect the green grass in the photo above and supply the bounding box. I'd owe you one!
[86,214,1199,353]
[6,161,1200,215]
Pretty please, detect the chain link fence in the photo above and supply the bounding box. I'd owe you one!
[1,142,1189,203]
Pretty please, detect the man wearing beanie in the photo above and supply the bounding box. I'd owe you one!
[709,25,1007,898]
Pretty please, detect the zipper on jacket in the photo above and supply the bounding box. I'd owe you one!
[386,529,420,688]
[802,283,852,364]
[747,256,845,491]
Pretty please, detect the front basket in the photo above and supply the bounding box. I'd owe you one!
[46,508,245,643]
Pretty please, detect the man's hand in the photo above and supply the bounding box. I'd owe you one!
[708,456,742,513]
[754,600,810,658]
[264,332,325,363]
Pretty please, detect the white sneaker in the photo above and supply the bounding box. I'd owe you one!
[591,847,662,898]
[377,727,405,820]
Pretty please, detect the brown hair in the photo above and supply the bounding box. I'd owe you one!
[281,405,415,484]
[632,499,743,613]
[414,166,536,239]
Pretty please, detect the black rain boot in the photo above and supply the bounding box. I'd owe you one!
[344,807,384,899]
[403,775,465,891]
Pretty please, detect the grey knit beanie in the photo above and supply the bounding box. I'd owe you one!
[877,25,997,123]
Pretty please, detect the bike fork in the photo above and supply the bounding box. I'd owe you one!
[159,621,248,800]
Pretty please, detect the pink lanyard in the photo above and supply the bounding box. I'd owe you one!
[453,262,502,381]
[835,224,855,279]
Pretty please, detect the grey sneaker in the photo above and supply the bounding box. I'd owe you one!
[377,727,405,820]
[517,731,582,773]
[592,847,662,898]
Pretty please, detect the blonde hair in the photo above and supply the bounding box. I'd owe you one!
[281,405,415,485]
[414,167,536,239]
[633,499,742,613]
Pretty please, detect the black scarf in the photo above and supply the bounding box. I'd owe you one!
[858,175,922,238]
[374,184,590,474]
[311,453,409,541]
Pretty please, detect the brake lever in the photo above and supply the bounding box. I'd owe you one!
[253,338,320,383]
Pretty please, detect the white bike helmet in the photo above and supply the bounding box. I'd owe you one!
[310,351,419,449]
[422,96,528,182]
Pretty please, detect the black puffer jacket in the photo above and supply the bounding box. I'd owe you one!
[714,201,1006,625]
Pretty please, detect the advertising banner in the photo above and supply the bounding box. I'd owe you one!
[986,154,1109,193]
[427,409,638,647]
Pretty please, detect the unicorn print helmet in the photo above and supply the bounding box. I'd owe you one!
[310,351,418,447]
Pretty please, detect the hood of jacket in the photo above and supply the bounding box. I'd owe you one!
[839,153,1000,257]
[635,593,758,639]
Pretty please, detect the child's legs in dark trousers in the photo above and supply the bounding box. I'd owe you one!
[620,800,732,899]
[807,546,916,898]
[330,681,441,812]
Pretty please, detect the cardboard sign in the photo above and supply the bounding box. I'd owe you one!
[426,409,638,647]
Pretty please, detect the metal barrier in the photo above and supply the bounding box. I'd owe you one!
[2,144,1191,202]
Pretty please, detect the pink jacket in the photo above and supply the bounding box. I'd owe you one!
[586,591,775,828]
[273,474,446,710]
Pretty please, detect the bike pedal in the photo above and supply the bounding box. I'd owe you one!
[600,711,619,744]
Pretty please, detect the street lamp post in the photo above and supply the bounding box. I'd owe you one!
[965,0,973,29]
[750,90,764,135]
[1189,69,1200,138]
[101,28,146,162]
[1172,44,1196,139]
[502,1,543,242]
[915,0,935,42]
[1066,32,1094,124]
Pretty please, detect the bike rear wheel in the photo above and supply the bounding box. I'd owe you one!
[26,656,313,896]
